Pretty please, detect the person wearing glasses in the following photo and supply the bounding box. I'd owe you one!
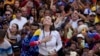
[4,10,13,23]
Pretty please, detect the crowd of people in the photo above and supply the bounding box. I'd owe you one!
[0,0,100,56]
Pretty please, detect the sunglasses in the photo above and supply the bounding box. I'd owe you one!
[5,14,10,16]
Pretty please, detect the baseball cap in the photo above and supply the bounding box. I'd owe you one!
[89,12,96,16]
[77,34,84,39]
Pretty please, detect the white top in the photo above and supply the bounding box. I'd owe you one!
[10,17,28,30]
[0,39,13,56]
[39,30,62,55]
[70,19,79,29]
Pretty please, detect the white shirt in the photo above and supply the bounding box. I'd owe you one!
[0,39,13,56]
[39,30,62,55]
[70,19,79,29]
[10,17,28,30]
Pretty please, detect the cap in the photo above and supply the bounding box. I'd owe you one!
[89,12,96,16]
[77,34,84,39]
[84,8,91,15]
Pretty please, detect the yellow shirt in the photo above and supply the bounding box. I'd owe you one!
[12,14,16,19]
[95,16,100,23]
[91,5,100,11]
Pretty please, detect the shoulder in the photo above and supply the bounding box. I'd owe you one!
[52,30,59,33]
[21,17,28,22]
[51,30,60,35]
[16,34,21,37]
[34,29,41,36]
[0,39,11,49]
[21,17,27,20]
[4,39,11,47]
[10,18,17,22]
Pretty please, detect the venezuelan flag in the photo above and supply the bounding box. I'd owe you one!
[30,29,41,46]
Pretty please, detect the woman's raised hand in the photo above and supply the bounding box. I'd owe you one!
[41,35,52,43]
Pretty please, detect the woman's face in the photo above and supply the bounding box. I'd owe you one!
[43,16,52,26]
[70,44,76,50]
[10,24,18,32]
[51,5,56,12]
[39,10,44,17]
[31,8,37,16]
[14,1,20,8]
[59,5,64,11]
[45,10,51,16]
[6,5,12,10]
[77,37,83,43]
[71,13,79,21]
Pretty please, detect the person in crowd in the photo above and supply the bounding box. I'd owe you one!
[4,4,13,13]
[13,0,21,19]
[0,29,13,56]
[63,22,74,45]
[86,12,96,26]
[30,23,40,34]
[30,16,62,56]
[0,0,4,16]
[6,23,21,56]
[95,7,100,23]
[95,22,100,34]
[4,10,13,23]
[21,0,33,19]
[14,0,20,10]
[21,23,39,56]
[10,9,28,30]
[38,9,45,23]
[29,7,37,24]
[21,22,51,56]
[21,7,29,19]
[2,20,9,30]
[64,43,79,56]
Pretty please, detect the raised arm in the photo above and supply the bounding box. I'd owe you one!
[74,11,87,21]
[50,0,53,9]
